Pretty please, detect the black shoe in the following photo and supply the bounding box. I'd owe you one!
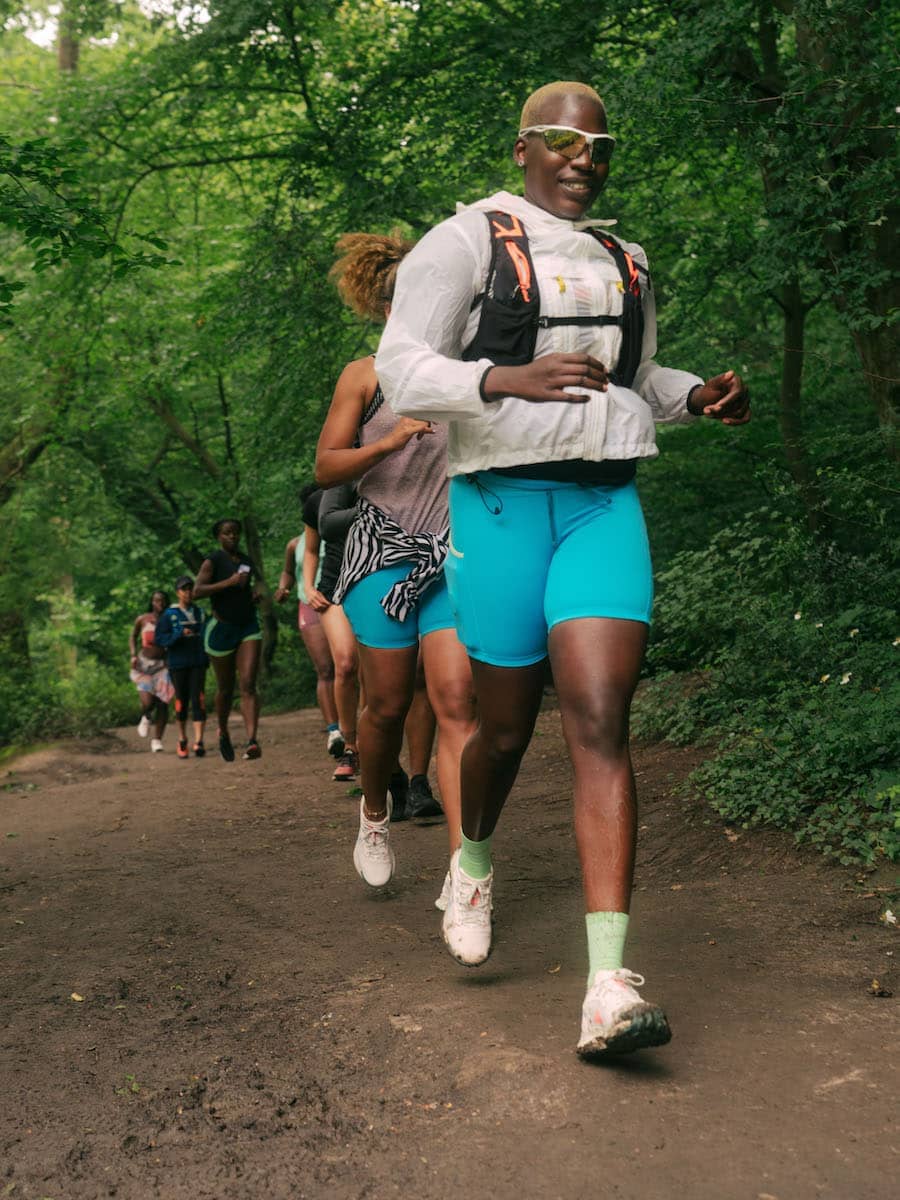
[408,774,443,821]
[219,730,235,762]
[242,739,262,760]
[193,742,206,758]
[388,767,409,822]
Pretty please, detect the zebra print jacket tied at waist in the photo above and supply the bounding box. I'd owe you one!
[332,496,449,623]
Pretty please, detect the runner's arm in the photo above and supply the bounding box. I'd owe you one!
[315,359,431,487]
[274,536,300,603]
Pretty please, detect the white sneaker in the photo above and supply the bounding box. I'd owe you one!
[326,728,345,758]
[150,738,164,753]
[353,796,395,887]
[576,969,672,1059]
[442,849,492,966]
[434,870,451,911]
[137,715,150,738]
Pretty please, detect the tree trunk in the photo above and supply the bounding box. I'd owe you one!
[0,610,30,677]
[57,6,79,74]
[777,279,829,537]
[851,324,899,459]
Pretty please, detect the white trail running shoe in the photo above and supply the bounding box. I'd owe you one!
[137,715,150,738]
[150,738,164,753]
[442,849,492,966]
[434,870,451,911]
[353,796,395,888]
[576,969,672,1059]
[326,728,345,758]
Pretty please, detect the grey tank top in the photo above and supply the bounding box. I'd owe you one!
[358,383,449,535]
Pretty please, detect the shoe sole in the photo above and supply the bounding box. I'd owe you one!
[576,1004,672,1059]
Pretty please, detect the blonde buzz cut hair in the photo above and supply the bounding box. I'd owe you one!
[519,81,605,131]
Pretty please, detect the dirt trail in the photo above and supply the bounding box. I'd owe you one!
[1,704,897,1200]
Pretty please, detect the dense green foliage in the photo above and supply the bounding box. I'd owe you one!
[1,2,896,861]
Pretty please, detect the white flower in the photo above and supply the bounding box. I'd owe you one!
[840,672,852,685]
[893,637,900,647]
[881,910,897,927]
[794,611,802,621]
[815,622,824,628]
[849,628,859,638]
[819,674,830,683]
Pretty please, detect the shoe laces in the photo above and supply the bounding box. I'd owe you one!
[454,872,492,925]
[588,968,646,1003]
[360,813,391,859]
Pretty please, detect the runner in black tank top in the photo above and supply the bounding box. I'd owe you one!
[193,518,263,762]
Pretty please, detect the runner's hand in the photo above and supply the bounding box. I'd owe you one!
[688,371,750,425]
[485,354,609,404]
[273,585,290,603]
[229,571,250,588]
[384,417,434,451]
[308,588,330,613]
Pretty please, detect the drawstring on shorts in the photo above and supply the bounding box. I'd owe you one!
[468,474,504,516]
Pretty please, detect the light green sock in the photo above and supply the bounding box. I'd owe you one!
[458,831,493,880]
[585,911,629,982]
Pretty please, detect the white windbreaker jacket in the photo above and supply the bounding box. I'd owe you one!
[375,191,702,477]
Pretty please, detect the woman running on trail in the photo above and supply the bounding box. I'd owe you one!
[309,482,363,784]
[375,81,750,1058]
[154,575,208,759]
[317,483,440,817]
[129,590,173,753]
[315,231,476,890]
[193,519,263,762]
[273,485,341,761]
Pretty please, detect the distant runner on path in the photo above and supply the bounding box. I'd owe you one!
[154,575,208,760]
[193,519,263,763]
[129,589,173,754]
[273,486,341,761]
[376,80,750,1058]
[315,231,475,893]
[310,482,363,786]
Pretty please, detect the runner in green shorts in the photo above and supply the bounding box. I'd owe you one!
[193,518,263,762]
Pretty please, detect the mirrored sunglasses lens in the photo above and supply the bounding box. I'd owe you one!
[591,139,614,165]
[541,129,584,158]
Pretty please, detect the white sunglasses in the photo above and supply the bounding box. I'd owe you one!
[518,124,616,165]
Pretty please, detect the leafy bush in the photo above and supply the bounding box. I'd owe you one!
[635,462,899,865]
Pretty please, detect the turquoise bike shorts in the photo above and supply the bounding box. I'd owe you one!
[342,564,456,650]
[445,473,653,668]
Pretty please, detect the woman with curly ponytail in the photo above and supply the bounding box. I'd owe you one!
[316,231,476,895]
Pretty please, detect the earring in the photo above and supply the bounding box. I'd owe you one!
[516,159,524,167]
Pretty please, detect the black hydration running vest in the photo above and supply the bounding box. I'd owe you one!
[461,211,645,388]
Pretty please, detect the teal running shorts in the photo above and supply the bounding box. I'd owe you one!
[445,473,653,668]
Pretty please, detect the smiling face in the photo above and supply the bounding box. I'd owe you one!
[151,591,167,614]
[516,92,610,220]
